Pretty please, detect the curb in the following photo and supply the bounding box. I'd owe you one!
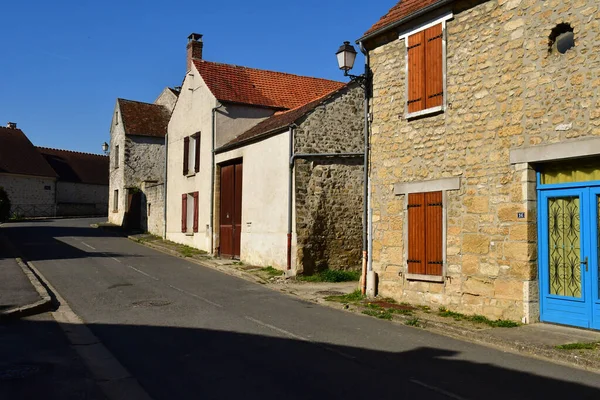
[0,258,53,320]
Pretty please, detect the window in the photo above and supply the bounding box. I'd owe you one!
[407,191,443,277]
[181,192,199,233]
[114,145,120,169]
[115,111,119,125]
[401,14,451,118]
[113,190,119,212]
[183,132,200,176]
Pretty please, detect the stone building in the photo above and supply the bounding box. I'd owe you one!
[166,33,363,274]
[108,87,178,235]
[0,123,57,217]
[215,83,364,273]
[360,0,600,329]
[38,147,109,216]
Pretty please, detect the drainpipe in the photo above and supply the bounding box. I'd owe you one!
[359,41,371,295]
[210,103,223,256]
[287,125,295,271]
[163,133,168,239]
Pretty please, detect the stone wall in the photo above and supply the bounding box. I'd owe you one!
[0,174,56,217]
[56,182,108,216]
[366,0,600,321]
[141,181,164,236]
[294,84,365,274]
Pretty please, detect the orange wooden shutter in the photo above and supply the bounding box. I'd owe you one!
[425,24,444,110]
[194,133,200,173]
[183,136,190,175]
[425,191,443,276]
[181,194,187,232]
[407,193,426,274]
[407,31,425,113]
[193,192,199,233]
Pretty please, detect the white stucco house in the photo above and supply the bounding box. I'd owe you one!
[166,34,365,274]
[108,87,178,235]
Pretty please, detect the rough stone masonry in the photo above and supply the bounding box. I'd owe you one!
[366,0,600,321]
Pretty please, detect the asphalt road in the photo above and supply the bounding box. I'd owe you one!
[4,218,600,400]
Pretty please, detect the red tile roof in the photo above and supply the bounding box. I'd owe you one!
[193,59,345,110]
[0,126,57,178]
[118,99,171,138]
[364,0,444,37]
[37,147,109,186]
[220,83,354,151]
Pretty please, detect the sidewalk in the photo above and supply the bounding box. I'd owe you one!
[128,232,600,373]
[0,233,52,319]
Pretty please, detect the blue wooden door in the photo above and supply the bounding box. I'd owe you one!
[539,188,597,328]
[588,187,600,330]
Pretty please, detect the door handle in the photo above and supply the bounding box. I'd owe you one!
[582,256,588,272]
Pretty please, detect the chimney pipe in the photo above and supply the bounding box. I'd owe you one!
[6,122,16,129]
[187,33,203,71]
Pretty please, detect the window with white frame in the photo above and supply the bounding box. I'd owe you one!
[401,14,452,117]
[183,132,200,175]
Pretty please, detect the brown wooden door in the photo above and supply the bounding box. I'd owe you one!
[219,161,243,258]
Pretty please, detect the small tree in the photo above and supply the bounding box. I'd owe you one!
[0,187,11,222]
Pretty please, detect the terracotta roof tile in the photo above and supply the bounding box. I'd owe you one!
[37,147,109,186]
[193,59,345,109]
[118,99,171,138]
[220,83,354,150]
[364,0,444,37]
[0,126,57,178]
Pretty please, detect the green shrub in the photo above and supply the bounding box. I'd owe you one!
[297,269,360,283]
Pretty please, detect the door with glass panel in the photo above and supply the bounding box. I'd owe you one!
[539,188,597,328]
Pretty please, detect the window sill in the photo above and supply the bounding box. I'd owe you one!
[111,210,119,213]
[406,273,444,283]
[186,173,196,178]
[405,105,444,120]
[184,232,194,237]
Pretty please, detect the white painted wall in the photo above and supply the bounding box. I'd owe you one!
[215,131,294,270]
[108,103,126,225]
[166,64,276,252]
[166,65,217,251]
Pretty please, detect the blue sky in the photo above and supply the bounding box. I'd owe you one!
[0,1,391,154]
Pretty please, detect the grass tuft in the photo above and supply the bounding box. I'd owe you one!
[405,318,421,327]
[556,342,599,350]
[325,289,365,303]
[261,266,282,277]
[438,307,519,328]
[362,309,393,320]
[297,269,360,283]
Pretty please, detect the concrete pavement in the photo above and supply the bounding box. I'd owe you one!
[3,217,600,399]
[0,231,52,319]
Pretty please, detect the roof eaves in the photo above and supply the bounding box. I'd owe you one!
[357,0,453,44]
[215,125,290,154]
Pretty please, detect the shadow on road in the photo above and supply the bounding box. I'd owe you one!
[0,224,138,262]
[2,318,599,400]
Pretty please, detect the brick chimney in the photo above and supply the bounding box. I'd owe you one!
[187,33,203,71]
[6,122,16,129]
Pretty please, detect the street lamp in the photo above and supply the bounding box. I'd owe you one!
[336,41,370,295]
[101,142,109,154]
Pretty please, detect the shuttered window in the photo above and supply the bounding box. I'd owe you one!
[183,137,190,175]
[407,23,444,115]
[407,191,443,276]
[193,192,199,233]
[181,193,188,232]
[194,133,201,173]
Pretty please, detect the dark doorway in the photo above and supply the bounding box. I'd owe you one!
[125,189,141,231]
[219,161,242,259]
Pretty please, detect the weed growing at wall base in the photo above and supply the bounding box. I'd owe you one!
[297,269,360,283]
